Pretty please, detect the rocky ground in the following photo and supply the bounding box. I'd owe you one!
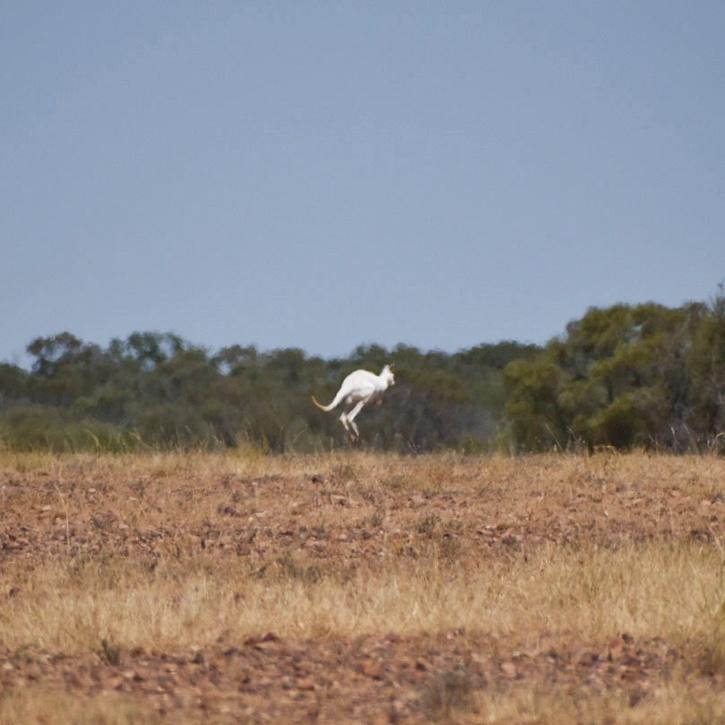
[0,453,723,722]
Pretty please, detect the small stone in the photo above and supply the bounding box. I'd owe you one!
[501,661,517,678]
[360,659,384,679]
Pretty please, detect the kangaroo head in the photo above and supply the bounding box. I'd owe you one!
[382,364,396,386]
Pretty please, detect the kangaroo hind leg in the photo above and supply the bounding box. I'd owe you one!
[339,411,351,436]
[346,400,367,440]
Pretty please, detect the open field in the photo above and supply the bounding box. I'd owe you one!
[0,451,724,723]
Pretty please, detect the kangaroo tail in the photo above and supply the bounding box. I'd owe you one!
[311,394,333,412]
[311,390,343,412]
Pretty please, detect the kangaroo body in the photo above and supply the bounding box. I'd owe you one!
[312,365,395,441]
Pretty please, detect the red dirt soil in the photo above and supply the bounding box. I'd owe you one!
[1,455,723,722]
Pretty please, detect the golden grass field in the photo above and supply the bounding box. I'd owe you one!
[0,451,723,723]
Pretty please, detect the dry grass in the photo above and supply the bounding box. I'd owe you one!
[466,682,725,724]
[1,541,722,653]
[0,691,162,725]
[2,446,723,487]
[0,451,723,722]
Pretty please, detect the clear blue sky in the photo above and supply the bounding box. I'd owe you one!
[2,2,724,364]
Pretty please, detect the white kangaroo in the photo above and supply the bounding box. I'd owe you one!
[312,364,395,441]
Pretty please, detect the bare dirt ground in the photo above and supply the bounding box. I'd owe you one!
[0,452,723,723]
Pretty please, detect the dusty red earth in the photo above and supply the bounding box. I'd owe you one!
[1,459,721,567]
[0,455,723,722]
[0,632,703,722]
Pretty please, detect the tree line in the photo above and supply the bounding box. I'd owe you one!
[505,289,725,452]
[0,291,723,453]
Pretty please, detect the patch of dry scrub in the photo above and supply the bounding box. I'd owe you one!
[1,542,722,653]
[0,451,723,722]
